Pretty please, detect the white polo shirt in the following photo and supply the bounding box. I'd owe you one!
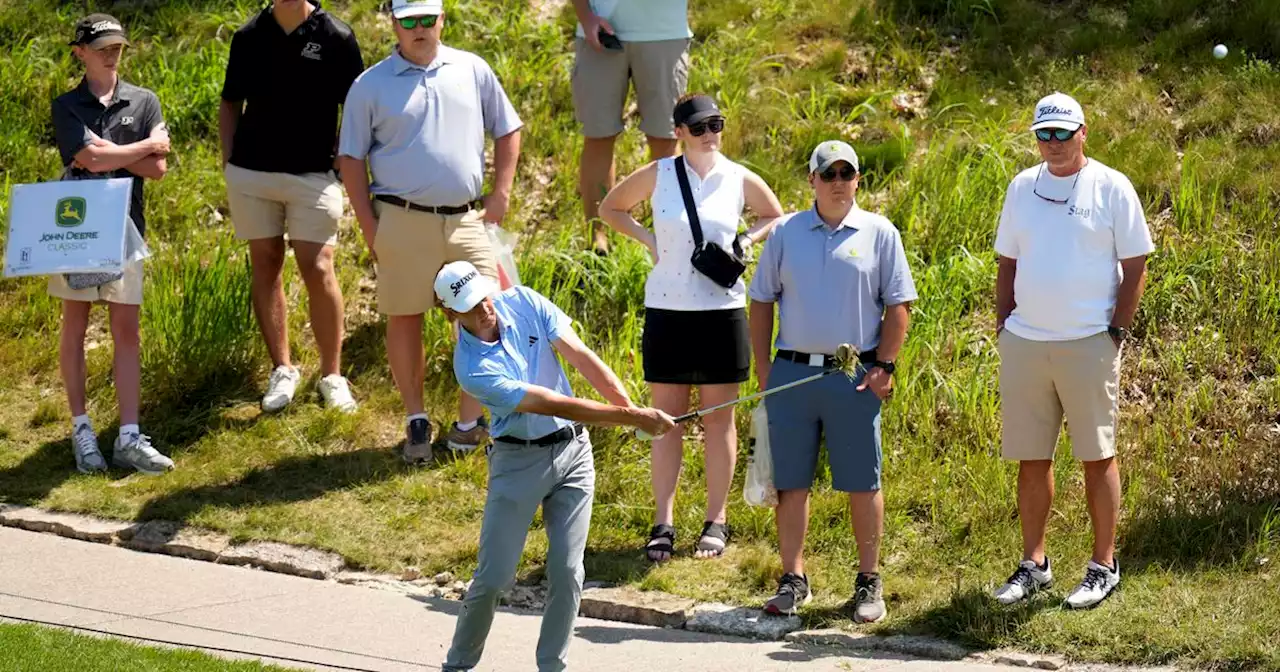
[994,159,1155,342]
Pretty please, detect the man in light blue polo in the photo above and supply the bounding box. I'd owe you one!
[338,0,523,462]
[748,140,917,622]
[434,261,674,672]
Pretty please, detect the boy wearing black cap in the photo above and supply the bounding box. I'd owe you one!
[51,13,174,475]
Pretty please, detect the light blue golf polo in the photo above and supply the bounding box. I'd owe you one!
[748,204,918,355]
[338,47,523,207]
[454,286,576,441]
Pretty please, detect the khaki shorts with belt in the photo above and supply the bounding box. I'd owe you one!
[224,163,343,246]
[372,201,498,316]
[47,261,144,306]
[999,330,1121,462]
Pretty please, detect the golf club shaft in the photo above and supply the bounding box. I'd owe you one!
[671,369,836,423]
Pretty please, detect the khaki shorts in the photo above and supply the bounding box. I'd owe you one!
[47,261,144,306]
[999,331,1121,462]
[224,163,343,246]
[571,37,690,139]
[372,202,498,316]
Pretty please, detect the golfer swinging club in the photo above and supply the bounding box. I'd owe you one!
[435,261,675,672]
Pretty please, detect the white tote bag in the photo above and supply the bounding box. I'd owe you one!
[743,403,778,508]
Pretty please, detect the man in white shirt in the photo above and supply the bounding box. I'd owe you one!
[991,93,1154,610]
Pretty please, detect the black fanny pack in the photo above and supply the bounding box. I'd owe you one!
[674,156,746,289]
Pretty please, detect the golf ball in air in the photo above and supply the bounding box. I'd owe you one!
[1213,44,1228,59]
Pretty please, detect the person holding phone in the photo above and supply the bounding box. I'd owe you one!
[599,94,783,562]
[572,0,692,255]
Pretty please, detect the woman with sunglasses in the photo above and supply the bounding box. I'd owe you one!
[599,94,784,562]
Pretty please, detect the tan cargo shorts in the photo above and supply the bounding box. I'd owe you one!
[998,330,1122,462]
[372,202,498,316]
[571,37,690,139]
[47,261,144,306]
[224,163,343,246]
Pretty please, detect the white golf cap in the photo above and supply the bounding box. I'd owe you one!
[1031,92,1085,131]
[391,0,443,19]
[435,261,498,313]
[808,140,860,174]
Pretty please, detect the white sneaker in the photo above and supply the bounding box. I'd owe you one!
[317,374,357,413]
[1065,560,1120,609]
[261,365,300,413]
[112,433,175,475]
[993,557,1054,605]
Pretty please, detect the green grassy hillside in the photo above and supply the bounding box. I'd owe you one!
[1,0,1278,668]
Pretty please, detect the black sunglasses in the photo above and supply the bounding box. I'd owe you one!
[1032,163,1082,204]
[687,117,725,137]
[819,165,858,183]
[1035,127,1079,142]
[398,15,439,30]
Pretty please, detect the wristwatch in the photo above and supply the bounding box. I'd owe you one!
[873,360,896,375]
[1107,326,1128,344]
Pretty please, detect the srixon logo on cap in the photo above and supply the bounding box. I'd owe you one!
[450,270,478,297]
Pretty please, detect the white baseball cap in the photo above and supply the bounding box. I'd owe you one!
[808,140,860,174]
[1031,92,1085,131]
[434,261,498,313]
[392,0,444,19]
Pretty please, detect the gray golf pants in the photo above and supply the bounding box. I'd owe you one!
[443,429,595,672]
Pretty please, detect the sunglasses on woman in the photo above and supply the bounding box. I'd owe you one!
[687,117,725,137]
[1035,127,1079,142]
[398,15,439,30]
[819,165,858,182]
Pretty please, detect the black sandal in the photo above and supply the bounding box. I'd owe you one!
[696,521,729,558]
[645,524,676,562]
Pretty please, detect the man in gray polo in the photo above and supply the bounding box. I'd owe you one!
[338,0,523,462]
[748,141,917,622]
[434,261,674,672]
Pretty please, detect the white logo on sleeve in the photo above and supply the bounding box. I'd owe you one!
[302,42,322,60]
[120,116,134,125]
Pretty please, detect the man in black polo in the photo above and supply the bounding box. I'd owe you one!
[219,0,364,414]
[50,13,174,475]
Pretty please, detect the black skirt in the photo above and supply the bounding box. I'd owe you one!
[642,307,750,385]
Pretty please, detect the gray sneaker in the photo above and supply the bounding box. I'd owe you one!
[763,572,811,616]
[72,424,107,474]
[112,433,175,475]
[850,572,886,624]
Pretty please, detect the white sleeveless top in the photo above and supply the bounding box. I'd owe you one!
[645,153,747,310]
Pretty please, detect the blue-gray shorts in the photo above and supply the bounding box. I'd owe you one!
[764,358,882,493]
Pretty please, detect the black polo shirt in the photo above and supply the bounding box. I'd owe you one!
[221,1,363,175]
[51,78,164,237]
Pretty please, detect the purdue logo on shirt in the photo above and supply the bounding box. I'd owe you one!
[301,42,322,60]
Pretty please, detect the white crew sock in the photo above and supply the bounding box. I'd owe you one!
[456,419,478,432]
[407,413,428,424]
[119,423,140,440]
[72,414,91,430]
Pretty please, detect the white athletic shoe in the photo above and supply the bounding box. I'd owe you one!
[993,557,1054,605]
[1065,560,1120,609]
[261,365,300,413]
[112,433,175,475]
[317,374,357,413]
[72,424,107,474]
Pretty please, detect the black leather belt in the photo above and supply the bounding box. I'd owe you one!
[374,194,480,215]
[776,348,877,367]
[495,423,585,447]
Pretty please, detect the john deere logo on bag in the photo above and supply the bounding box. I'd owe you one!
[56,197,86,228]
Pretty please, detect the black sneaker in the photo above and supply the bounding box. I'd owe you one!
[763,572,811,616]
[850,572,886,623]
[403,418,433,464]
